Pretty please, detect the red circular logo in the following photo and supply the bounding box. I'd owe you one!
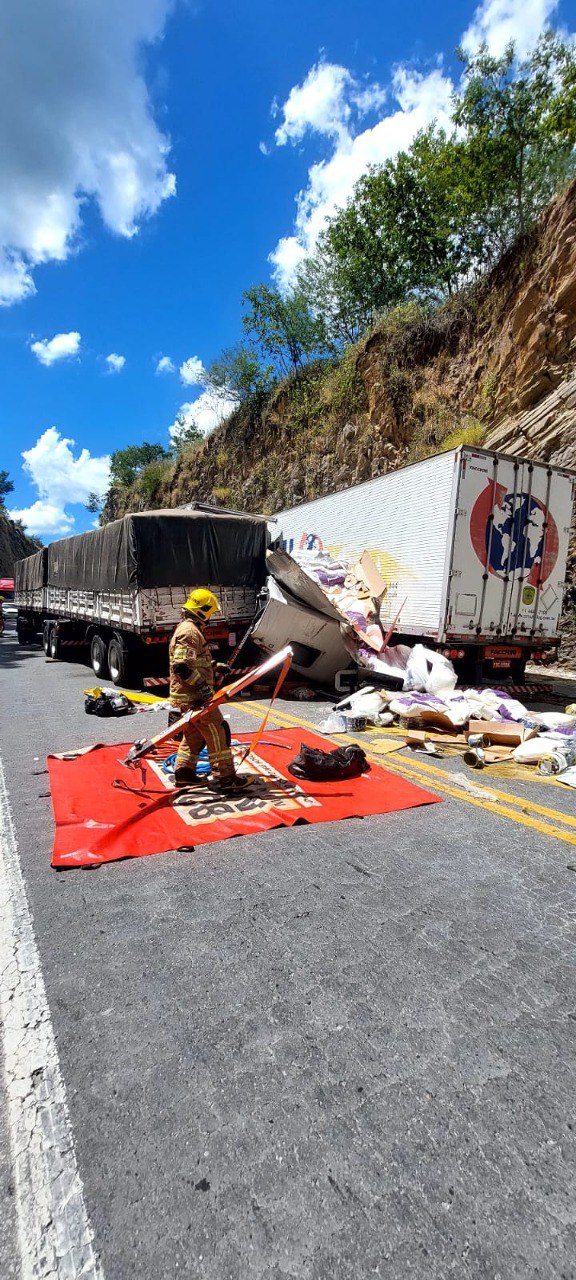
[470,482,558,585]
[299,532,324,552]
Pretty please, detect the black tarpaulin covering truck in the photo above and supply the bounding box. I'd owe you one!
[14,507,267,687]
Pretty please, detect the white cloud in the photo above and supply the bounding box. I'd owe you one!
[8,500,74,537]
[461,0,559,58]
[155,354,175,374]
[8,426,111,535]
[169,390,238,441]
[273,61,387,150]
[270,0,564,289]
[0,1,176,307]
[105,352,126,373]
[30,330,81,366]
[275,63,356,146]
[270,63,453,289]
[180,355,206,386]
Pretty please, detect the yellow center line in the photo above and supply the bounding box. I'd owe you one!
[236,701,576,849]
[240,700,576,829]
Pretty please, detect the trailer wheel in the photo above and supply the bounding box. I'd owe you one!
[108,637,137,687]
[42,622,52,655]
[49,627,61,660]
[90,634,109,679]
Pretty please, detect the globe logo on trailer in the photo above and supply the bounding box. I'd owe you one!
[470,482,559,586]
[299,532,323,552]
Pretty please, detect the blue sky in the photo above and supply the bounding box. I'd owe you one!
[0,0,572,539]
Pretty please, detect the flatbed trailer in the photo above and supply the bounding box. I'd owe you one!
[14,507,267,687]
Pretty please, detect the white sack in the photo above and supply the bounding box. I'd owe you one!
[403,645,457,696]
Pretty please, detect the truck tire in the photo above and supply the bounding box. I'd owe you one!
[108,636,138,687]
[90,634,109,679]
[49,627,61,660]
[43,622,52,655]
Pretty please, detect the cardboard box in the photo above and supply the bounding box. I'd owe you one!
[468,719,538,747]
[405,729,468,749]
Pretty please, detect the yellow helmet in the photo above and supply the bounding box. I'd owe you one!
[183,588,219,621]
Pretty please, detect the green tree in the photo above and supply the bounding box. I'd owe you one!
[136,459,172,504]
[207,344,274,403]
[0,469,14,507]
[545,38,576,145]
[170,416,204,456]
[109,442,170,487]
[242,284,330,376]
[296,33,576,343]
[86,491,103,514]
[298,128,479,342]
[453,32,576,257]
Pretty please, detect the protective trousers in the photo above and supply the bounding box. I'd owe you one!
[175,706,235,781]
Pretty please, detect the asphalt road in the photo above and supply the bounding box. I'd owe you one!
[1,624,576,1279]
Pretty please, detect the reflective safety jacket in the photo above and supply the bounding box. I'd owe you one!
[169,618,215,710]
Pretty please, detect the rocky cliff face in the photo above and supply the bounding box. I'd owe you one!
[102,181,576,664]
[0,513,39,577]
[105,179,576,527]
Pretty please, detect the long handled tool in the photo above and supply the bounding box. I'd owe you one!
[123,646,293,767]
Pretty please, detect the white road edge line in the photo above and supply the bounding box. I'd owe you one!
[0,754,103,1279]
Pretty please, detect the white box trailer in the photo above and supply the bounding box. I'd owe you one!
[274,447,576,681]
[14,508,267,687]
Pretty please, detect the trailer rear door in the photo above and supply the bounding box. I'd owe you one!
[445,450,574,643]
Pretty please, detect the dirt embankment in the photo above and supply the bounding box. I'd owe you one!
[0,512,39,577]
[102,180,576,661]
[105,180,576,524]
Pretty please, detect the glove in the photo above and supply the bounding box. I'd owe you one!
[172,661,191,679]
[214,662,231,689]
[197,684,213,705]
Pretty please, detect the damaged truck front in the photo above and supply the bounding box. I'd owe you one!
[269,446,576,686]
[14,507,267,687]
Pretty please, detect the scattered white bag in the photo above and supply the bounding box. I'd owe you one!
[512,737,549,764]
[403,645,457,696]
[535,712,576,731]
[388,694,470,727]
[334,686,387,724]
[465,687,530,723]
[318,712,347,734]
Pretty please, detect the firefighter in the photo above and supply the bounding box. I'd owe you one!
[168,588,250,792]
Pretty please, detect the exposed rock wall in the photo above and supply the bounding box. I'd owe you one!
[485,375,576,467]
[0,513,39,577]
[102,180,576,664]
[105,180,576,527]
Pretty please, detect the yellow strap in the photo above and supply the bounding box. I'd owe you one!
[84,686,165,705]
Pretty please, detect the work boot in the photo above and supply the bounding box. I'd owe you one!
[208,773,255,794]
[173,768,202,789]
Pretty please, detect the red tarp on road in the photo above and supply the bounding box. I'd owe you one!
[48,728,441,869]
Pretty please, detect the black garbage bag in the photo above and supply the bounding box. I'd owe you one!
[288,742,369,782]
[85,694,113,717]
[85,692,135,717]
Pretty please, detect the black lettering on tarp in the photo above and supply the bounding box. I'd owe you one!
[149,746,321,828]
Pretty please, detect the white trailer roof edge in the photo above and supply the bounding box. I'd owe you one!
[275,444,576,519]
